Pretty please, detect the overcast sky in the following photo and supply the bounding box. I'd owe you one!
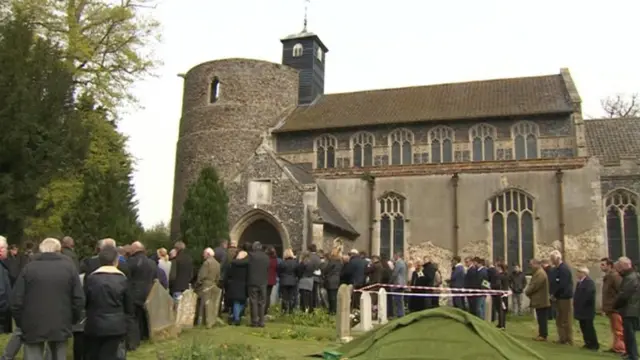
[118,0,640,228]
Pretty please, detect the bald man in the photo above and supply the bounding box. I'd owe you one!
[126,241,157,348]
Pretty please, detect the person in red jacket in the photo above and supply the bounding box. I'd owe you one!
[265,246,278,315]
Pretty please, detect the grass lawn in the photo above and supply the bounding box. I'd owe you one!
[0,313,635,359]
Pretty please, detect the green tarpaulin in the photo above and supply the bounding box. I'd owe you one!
[334,307,545,360]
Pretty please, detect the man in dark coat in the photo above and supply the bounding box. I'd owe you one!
[247,241,270,327]
[573,267,598,351]
[214,240,228,265]
[0,237,12,334]
[5,245,22,286]
[550,250,573,345]
[11,238,84,360]
[61,236,80,271]
[614,256,640,360]
[463,257,477,315]
[126,242,157,344]
[449,256,466,310]
[84,246,133,360]
[170,241,193,300]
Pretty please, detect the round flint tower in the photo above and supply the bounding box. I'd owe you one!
[170,59,299,237]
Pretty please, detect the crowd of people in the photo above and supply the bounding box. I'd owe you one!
[0,234,637,360]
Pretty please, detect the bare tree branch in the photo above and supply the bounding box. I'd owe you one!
[601,94,640,119]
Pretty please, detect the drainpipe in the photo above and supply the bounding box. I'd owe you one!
[367,174,376,256]
[452,173,460,256]
[555,169,566,258]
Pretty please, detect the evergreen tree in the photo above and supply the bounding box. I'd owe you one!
[62,99,142,257]
[0,12,88,241]
[180,167,229,252]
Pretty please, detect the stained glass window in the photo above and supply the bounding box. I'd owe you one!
[606,190,640,265]
[512,121,539,160]
[351,132,374,167]
[379,192,406,259]
[314,134,337,169]
[490,189,535,272]
[389,129,414,165]
[469,124,496,161]
[428,126,454,163]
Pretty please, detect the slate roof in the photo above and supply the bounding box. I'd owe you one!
[282,161,358,235]
[316,188,359,236]
[274,73,574,132]
[585,118,640,163]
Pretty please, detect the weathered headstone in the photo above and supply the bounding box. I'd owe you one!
[204,285,224,328]
[336,284,353,342]
[144,280,178,341]
[352,291,373,332]
[377,288,388,325]
[176,288,198,330]
[484,295,492,322]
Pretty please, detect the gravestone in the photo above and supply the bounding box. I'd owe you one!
[377,288,388,325]
[352,291,373,332]
[144,280,178,341]
[484,295,492,322]
[176,288,198,330]
[336,284,353,342]
[204,285,224,328]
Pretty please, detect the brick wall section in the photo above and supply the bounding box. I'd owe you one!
[226,152,305,251]
[171,59,299,239]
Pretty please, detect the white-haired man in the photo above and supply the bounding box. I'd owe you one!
[549,250,573,345]
[614,257,640,360]
[11,238,84,360]
[573,267,598,351]
[194,247,221,325]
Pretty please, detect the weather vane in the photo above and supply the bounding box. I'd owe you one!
[303,0,310,32]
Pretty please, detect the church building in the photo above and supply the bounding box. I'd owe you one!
[170,26,640,284]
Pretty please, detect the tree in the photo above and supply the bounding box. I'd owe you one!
[601,94,640,118]
[180,167,229,252]
[0,12,88,241]
[140,221,172,252]
[13,0,161,112]
[61,98,142,257]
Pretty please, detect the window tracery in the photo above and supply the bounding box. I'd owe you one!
[388,128,414,165]
[351,132,375,167]
[469,123,496,161]
[314,134,337,169]
[428,126,454,163]
[379,192,406,259]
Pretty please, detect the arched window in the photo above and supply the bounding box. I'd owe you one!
[314,134,337,169]
[489,189,535,273]
[209,77,220,103]
[316,47,323,62]
[511,121,539,160]
[388,128,414,165]
[469,124,496,161]
[428,126,454,163]
[293,43,304,57]
[351,132,374,167]
[379,192,406,259]
[606,189,640,265]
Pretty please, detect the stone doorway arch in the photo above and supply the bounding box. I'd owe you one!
[230,209,291,257]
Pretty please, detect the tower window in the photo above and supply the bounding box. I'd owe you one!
[292,43,303,57]
[316,48,323,62]
[209,77,220,103]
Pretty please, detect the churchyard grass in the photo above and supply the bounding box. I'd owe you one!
[0,312,635,359]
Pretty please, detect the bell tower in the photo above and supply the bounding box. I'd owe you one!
[280,0,328,105]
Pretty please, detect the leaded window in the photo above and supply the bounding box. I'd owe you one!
[489,189,535,272]
[314,134,337,169]
[351,132,374,167]
[470,124,496,161]
[388,129,413,165]
[429,126,454,163]
[379,192,406,259]
[511,121,539,160]
[606,189,640,265]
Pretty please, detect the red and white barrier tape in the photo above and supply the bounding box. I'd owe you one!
[361,290,510,298]
[356,282,511,296]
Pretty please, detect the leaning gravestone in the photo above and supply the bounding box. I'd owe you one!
[352,291,373,332]
[377,288,388,325]
[336,284,353,342]
[145,280,178,341]
[176,288,198,330]
[203,285,224,328]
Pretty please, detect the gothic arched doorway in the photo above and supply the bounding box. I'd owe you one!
[239,219,283,257]
[230,209,290,258]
